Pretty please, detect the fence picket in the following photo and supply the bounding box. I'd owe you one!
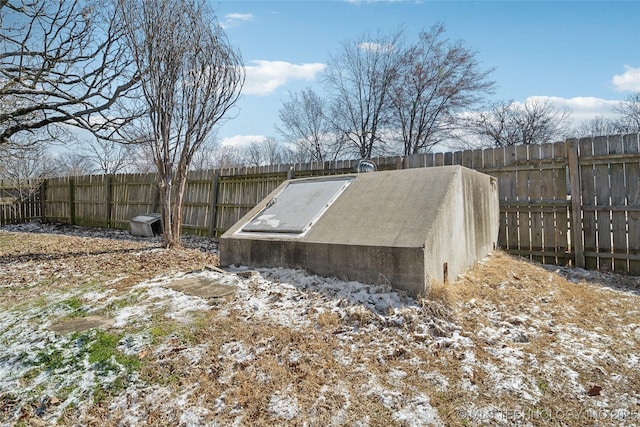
[503,145,519,254]
[553,142,570,266]
[483,147,506,248]
[540,143,557,264]
[2,134,640,275]
[594,136,612,271]
[528,144,543,263]
[579,137,598,270]
[624,134,640,274]
[515,145,530,256]
[609,135,628,273]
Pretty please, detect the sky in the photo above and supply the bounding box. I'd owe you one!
[210,0,640,149]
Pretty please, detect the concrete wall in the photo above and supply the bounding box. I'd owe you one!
[422,168,499,286]
[222,238,426,295]
[220,166,499,298]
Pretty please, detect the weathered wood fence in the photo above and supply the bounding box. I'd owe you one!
[2,134,639,274]
[0,179,44,226]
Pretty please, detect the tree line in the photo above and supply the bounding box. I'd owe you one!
[1,0,639,245]
[1,0,244,246]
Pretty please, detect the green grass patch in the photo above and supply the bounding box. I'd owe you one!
[146,310,184,344]
[20,330,145,414]
[56,385,76,402]
[148,323,173,344]
[87,330,141,372]
[63,296,88,318]
[101,291,142,315]
[87,330,121,366]
[85,331,142,404]
[36,347,67,372]
[91,378,130,405]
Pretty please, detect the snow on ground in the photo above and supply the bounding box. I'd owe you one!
[0,245,452,425]
[0,270,215,424]
[1,223,640,426]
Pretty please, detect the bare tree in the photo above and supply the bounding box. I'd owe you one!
[211,145,245,169]
[0,0,140,146]
[390,24,495,155]
[0,143,58,183]
[242,137,295,167]
[52,151,96,177]
[189,139,218,172]
[613,92,640,132]
[81,138,137,175]
[571,116,628,138]
[126,143,157,174]
[467,98,571,147]
[277,88,344,162]
[0,122,72,219]
[324,30,403,159]
[119,0,244,247]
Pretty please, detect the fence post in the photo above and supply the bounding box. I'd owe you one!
[567,142,585,268]
[69,178,76,225]
[105,175,112,228]
[208,173,219,238]
[40,179,47,222]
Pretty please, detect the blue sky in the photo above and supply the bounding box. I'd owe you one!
[212,0,640,148]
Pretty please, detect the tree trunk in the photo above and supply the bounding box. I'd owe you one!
[169,170,188,248]
[158,174,174,248]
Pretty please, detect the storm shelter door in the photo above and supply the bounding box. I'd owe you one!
[241,177,353,235]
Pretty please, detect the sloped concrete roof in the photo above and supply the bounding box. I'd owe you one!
[220,166,499,297]
[304,167,458,247]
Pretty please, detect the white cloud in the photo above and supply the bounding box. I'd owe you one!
[221,13,254,28]
[226,13,254,21]
[612,65,640,92]
[221,134,267,147]
[243,60,326,96]
[533,96,619,122]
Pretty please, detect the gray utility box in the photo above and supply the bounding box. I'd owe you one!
[130,213,162,237]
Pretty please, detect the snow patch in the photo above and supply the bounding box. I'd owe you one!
[268,389,299,420]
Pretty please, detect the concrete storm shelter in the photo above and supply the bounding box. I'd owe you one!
[220,166,499,297]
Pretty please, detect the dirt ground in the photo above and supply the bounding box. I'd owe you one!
[1,223,639,426]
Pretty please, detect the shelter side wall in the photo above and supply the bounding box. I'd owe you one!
[462,171,500,259]
[423,169,499,283]
[423,177,468,283]
[219,239,426,297]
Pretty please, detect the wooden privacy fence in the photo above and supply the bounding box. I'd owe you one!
[0,180,44,226]
[1,133,639,274]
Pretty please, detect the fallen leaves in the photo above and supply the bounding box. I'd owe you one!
[587,385,603,396]
[0,231,219,297]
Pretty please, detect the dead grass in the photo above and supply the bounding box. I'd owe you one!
[444,252,640,424]
[0,231,218,304]
[425,279,452,305]
[316,309,341,329]
[419,280,454,324]
[80,309,402,426]
[2,231,639,426]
